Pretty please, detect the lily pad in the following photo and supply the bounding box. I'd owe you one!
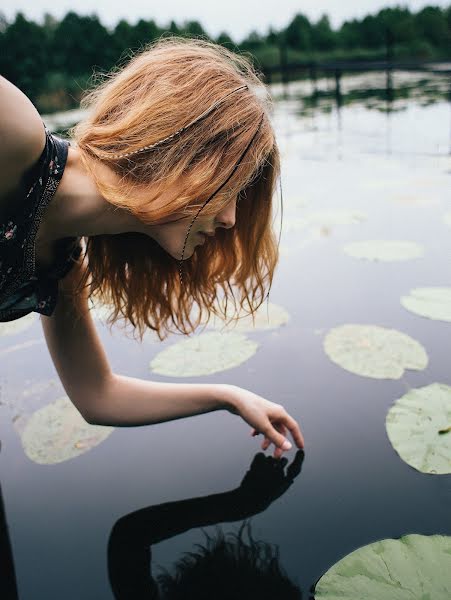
[150,331,258,377]
[283,210,367,234]
[343,240,424,261]
[323,324,428,379]
[0,313,37,336]
[314,533,451,599]
[208,302,290,333]
[401,287,451,322]
[385,383,451,474]
[20,396,114,465]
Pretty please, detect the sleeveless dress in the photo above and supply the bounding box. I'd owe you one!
[0,123,83,322]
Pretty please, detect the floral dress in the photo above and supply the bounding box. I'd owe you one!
[0,123,83,322]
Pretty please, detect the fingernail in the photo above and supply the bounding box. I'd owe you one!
[282,440,292,450]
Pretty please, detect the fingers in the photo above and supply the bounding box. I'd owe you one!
[282,413,305,449]
[250,410,305,458]
[260,421,292,456]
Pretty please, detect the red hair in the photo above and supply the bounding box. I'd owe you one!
[70,36,281,341]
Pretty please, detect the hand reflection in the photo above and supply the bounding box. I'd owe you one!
[238,451,305,506]
[108,451,305,599]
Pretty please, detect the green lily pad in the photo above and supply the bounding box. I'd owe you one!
[20,396,114,465]
[401,287,451,322]
[385,383,451,474]
[314,534,451,599]
[444,212,451,227]
[150,331,258,377]
[323,324,428,379]
[343,240,424,261]
[284,210,367,233]
[0,313,37,336]
[208,302,290,333]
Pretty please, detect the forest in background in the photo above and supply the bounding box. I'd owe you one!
[1,5,450,112]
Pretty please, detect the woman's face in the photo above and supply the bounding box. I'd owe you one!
[141,194,237,261]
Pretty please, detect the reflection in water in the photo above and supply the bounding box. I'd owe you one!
[108,451,304,599]
[0,482,19,600]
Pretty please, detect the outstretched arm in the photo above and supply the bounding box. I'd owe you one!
[41,256,304,457]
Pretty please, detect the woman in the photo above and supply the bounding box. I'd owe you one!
[0,36,304,459]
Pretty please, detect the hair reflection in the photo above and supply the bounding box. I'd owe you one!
[108,451,305,599]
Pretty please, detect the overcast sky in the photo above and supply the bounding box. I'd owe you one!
[1,1,450,42]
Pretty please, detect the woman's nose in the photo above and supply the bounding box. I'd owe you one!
[215,197,236,229]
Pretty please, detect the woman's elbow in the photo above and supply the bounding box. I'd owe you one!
[68,383,111,426]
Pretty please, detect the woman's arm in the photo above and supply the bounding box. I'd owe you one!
[0,75,47,202]
[41,257,304,456]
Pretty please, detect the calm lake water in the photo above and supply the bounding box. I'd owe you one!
[1,70,451,598]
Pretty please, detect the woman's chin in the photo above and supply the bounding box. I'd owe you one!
[168,245,196,261]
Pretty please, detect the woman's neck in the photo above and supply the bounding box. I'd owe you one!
[38,145,143,245]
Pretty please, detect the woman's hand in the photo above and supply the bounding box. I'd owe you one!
[223,385,305,459]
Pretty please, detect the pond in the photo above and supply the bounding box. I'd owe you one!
[1,69,450,598]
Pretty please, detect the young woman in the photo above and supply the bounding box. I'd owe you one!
[0,37,304,459]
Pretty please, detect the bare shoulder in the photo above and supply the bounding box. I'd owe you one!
[0,75,47,203]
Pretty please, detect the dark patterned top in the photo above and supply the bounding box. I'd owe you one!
[0,123,83,322]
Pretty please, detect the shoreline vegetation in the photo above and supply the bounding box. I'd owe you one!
[1,5,450,113]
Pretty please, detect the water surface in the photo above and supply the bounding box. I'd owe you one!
[1,69,450,598]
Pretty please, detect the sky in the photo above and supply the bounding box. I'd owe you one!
[1,0,450,42]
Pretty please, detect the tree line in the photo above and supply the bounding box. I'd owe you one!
[1,5,450,112]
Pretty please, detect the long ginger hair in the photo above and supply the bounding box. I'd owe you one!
[69,36,282,341]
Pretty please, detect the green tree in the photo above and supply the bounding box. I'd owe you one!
[240,30,265,52]
[112,19,135,60]
[1,13,48,98]
[338,19,363,49]
[216,31,236,50]
[130,19,161,48]
[182,20,208,37]
[50,12,113,76]
[311,14,336,51]
[285,14,312,51]
[414,6,449,48]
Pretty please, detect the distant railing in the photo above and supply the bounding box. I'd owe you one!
[261,53,451,107]
[262,59,451,84]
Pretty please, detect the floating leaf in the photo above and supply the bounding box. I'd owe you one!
[343,240,424,261]
[150,331,258,377]
[323,324,428,379]
[400,287,451,322]
[208,302,290,333]
[385,383,451,474]
[314,534,451,599]
[20,396,114,465]
[283,209,367,233]
[0,313,36,336]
